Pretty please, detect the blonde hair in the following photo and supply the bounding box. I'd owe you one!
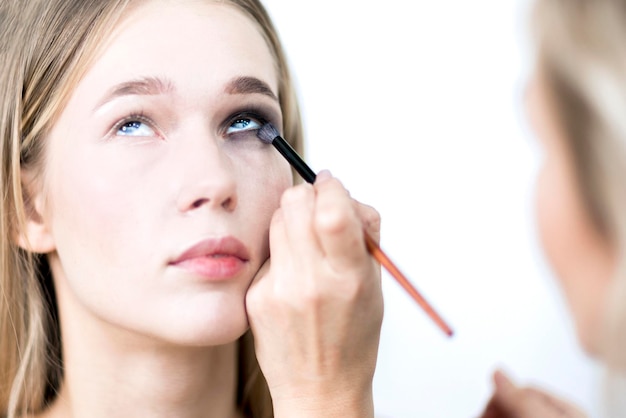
[532,0,626,414]
[0,1,303,417]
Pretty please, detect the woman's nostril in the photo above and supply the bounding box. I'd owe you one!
[191,198,209,210]
[222,197,235,210]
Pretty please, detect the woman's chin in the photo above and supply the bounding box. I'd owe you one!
[122,300,250,348]
[574,318,603,360]
[160,312,249,347]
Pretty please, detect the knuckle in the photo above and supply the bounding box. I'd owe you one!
[334,268,376,301]
[275,280,323,313]
[315,205,355,235]
[300,287,324,309]
[280,183,313,207]
[316,176,345,191]
[362,205,381,230]
[270,208,284,227]
[340,275,366,300]
[273,274,322,309]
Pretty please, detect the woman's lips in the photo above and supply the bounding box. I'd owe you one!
[169,236,250,281]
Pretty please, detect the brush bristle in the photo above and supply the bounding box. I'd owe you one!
[257,123,280,144]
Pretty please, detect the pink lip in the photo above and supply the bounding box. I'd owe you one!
[169,237,250,281]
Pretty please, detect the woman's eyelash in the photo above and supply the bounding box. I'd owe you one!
[109,112,160,139]
[221,109,276,140]
[226,110,268,128]
[113,112,150,130]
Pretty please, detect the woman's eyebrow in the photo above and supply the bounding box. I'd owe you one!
[95,76,174,110]
[95,75,277,111]
[224,76,278,102]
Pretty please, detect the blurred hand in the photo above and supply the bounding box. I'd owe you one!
[480,370,587,418]
[246,170,383,418]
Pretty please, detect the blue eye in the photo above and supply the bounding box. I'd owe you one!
[117,120,155,137]
[226,116,262,135]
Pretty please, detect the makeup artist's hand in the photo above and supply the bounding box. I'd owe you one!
[246,170,383,418]
[480,370,587,418]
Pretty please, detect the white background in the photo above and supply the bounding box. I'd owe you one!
[260,1,603,417]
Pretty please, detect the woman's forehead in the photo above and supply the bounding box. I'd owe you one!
[78,1,279,102]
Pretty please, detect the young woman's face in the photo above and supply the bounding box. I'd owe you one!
[527,67,614,354]
[40,0,292,346]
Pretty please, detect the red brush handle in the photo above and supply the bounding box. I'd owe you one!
[364,233,453,337]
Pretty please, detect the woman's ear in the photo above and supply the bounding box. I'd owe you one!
[15,171,55,253]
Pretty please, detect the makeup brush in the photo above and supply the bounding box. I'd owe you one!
[257,123,453,337]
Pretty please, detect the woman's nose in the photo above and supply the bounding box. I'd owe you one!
[175,132,238,214]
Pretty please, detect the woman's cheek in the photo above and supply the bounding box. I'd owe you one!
[238,149,292,256]
[536,160,560,274]
[232,142,292,196]
[534,150,614,353]
[47,147,149,266]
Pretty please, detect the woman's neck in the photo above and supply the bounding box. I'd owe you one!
[43,282,242,418]
[46,330,241,418]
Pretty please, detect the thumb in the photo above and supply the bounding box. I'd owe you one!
[494,370,517,395]
[492,370,523,414]
[491,370,588,418]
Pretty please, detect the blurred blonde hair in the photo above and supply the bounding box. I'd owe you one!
[0,1,302,417]
[532,0,626,414]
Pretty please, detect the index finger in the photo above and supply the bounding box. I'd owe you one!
[313,174,369,272]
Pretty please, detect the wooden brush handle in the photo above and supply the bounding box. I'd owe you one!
[364,233,453,337]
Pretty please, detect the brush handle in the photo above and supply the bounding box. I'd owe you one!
[364,234,453,337]
[271,135,453,337]
[271,136,317,183]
